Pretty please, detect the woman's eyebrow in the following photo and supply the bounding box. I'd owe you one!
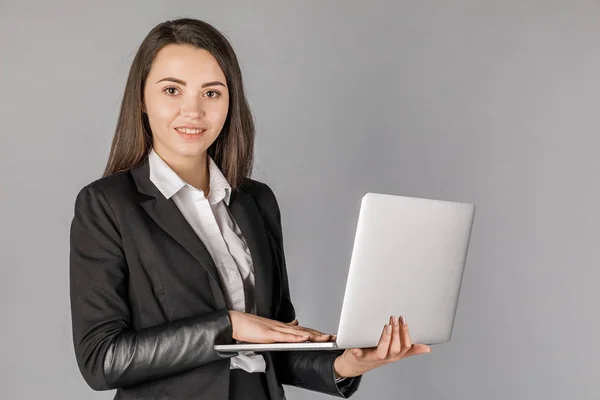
[155,77,226,88]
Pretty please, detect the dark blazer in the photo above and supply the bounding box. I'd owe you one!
[69,158,362,399]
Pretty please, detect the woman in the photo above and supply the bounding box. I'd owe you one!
[69,18,430,400]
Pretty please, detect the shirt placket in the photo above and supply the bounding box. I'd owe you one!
[192,190,246,312]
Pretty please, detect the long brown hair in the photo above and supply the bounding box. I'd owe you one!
[103,18,255,190]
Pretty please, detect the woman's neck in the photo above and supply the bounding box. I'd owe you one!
[156,149,210,194]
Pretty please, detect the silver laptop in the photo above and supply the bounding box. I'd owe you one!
[214,192,475,352]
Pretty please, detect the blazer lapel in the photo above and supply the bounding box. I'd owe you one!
[228,190,274,319]
[131,159,227,309]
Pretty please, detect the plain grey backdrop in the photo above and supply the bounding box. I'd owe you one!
[1,0,599,399]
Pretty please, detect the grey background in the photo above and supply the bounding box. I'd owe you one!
[1,0,598,399]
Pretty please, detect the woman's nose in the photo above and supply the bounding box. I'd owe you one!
[180,96,205,119]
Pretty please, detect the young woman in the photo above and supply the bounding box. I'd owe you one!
[69,18,430,400]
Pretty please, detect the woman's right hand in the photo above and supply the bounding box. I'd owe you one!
[227,311,334,343]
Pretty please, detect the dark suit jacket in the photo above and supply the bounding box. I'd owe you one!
[69,158,362,399]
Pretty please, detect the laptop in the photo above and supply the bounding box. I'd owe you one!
[214,192,475,352]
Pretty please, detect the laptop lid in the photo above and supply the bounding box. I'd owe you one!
[335,193,475,349]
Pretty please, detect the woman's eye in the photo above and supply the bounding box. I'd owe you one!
[163,87,180,96]
[205,90,220,98]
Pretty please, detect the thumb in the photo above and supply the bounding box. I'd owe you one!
[410,344,431,354]
[287,319,299,325]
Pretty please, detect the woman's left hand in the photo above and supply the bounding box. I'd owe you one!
[333,316,431,379]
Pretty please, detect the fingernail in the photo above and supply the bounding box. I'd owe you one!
[386,324,392,334]
[392,316,399,326]
[400,316,407,326]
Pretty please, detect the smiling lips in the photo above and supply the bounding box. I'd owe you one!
[175,126,207,135]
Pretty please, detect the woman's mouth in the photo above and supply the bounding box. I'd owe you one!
[175,127,207,135]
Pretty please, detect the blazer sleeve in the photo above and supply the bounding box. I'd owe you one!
[253,183,362,398]
[69,184,234,391]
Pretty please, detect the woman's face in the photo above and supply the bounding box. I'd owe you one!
[143,44,230,164]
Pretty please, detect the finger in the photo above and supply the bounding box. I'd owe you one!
[271,330,311,343]
[285,325,332,341]
[387,316,401,359]
[301,327,333,341]
[274,326,317,338]
[308,333,333,342]
[399,316,412,356]
[273,325,332,343]
[273,321,333,342]
[352,348,364,358]
[405,344,431,356]
[375,324,393,361]
[294,328,332,342]
[397,344,431,360]
[298,326,330,336]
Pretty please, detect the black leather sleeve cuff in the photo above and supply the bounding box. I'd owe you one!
[103,309,234,389]
[274,350,362,398]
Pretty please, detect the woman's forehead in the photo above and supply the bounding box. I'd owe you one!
[149,44,226,84]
